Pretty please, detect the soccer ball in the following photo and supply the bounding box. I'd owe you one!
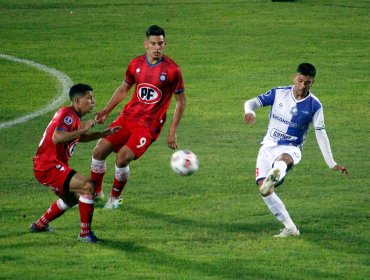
[170,150,199,176]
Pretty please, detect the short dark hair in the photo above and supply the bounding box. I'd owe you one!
[146,25,165,38]
[69,83,93,100]
[297,63,316,77]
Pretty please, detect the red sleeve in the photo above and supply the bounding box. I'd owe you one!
[55,108,78,132]
[172,66,185,94]
[124,59,136,86]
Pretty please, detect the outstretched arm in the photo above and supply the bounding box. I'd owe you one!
[95,82,132,124]
[79,126,121,142]
[52,119,96,144]
[167,93,186,149]
[315,129,348,174]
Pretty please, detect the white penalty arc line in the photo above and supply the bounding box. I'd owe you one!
[0,54,74,130]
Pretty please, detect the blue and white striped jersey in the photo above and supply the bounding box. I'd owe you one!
[257,86,325,148]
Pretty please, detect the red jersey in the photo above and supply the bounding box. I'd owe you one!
[121,54,184,133]
[33,106,81,171]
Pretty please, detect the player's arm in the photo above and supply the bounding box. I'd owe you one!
[52,120,96,144]
[167,92,186,149]
[79,126,121,142]
[313,108,348,174]
[95,81,133,124]
[244,97,261,124]
[315,129,348,174]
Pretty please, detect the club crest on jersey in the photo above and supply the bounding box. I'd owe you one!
[159,73,167,82]
[64,116,73,125]
[137,83,162,104]
[290,106,298,116]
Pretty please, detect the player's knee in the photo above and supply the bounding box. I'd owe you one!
[81,179,95,196]
[116,153,133,167]
[92,140,112,160]
[276,153,293,165]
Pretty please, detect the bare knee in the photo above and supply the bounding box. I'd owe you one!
[81,179,95,196]
[116,147,135,167]
[116,154,132,167]
[93,139,113,160]
[275,153,293,166]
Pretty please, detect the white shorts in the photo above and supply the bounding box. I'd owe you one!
[256,145,302,183]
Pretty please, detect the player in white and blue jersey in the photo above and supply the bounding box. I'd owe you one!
[244,63,348,237]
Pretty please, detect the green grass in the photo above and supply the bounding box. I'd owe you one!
[0,0,369,279]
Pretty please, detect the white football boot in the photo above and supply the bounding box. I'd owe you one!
[260,167,281,195]
[95,191,105,200]
[273,227,300,238]
[103,196,123,209]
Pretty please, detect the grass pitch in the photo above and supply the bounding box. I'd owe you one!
[0,1,369,279]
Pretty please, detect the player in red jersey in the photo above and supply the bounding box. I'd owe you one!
[31,84,120,242]
[91,25,187,208]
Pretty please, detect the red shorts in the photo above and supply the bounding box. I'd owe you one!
[105,117,156,159]
[34,163,76,197]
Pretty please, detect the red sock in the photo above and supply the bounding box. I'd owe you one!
[78,196,94,236]
[91,170,105,194]
[36,199,66,229]
[110,178,127,198]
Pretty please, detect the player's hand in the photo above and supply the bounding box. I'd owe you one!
[82,119,96,132]
[102,126,121,137]
[333,164,348,175]
[244,113,255,125]
[95,110,109,124]
[167,133,178,150]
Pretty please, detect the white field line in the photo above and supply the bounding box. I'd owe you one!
[0,54,73,130]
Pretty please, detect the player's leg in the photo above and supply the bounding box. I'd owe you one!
[30,198,70,232]
[260,153,294,195]
[91,117,127,198]
[91,138,114,198]
[256,146,300,237]
[69,173,99,242]
[104,145,134,209]
[104,126,154,209]
[30,168,76,232]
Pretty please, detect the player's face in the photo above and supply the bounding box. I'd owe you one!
[293,74,315,99]
[144,35,166,63]
[77,91,95,115]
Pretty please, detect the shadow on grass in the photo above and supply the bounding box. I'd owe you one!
[124,205,272,235]
[100,238,272,279]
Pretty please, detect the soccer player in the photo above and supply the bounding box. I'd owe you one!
[31,84,120,242]
[244,63,348,237]
[91,25,186,208]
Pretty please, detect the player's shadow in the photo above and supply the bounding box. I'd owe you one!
[100,238,273,279]
[124,205,272,235]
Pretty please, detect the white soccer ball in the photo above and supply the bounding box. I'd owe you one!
[170,150,199,176]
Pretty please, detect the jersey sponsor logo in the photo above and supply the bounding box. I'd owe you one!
[137,83,162,104]
[64,116,73,125]
[272,114,298,128]
[270,128,298,141]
